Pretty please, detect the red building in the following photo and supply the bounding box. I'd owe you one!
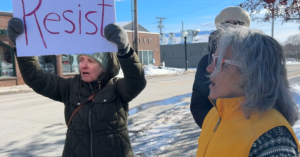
[0,11,160,87]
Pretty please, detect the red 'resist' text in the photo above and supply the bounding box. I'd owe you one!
[21,0,113,48]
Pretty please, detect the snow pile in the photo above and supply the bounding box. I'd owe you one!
[116,65,186,78]
[144,65,185,76]
[286,61,300,65]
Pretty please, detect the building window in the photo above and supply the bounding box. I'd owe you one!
[138,50,154,65]
[0,41,15,77]
[38,55,56,74]
[62,54,79,74]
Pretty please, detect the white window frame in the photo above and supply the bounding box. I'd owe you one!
[139,50,154,65]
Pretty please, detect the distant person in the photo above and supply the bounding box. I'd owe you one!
[196,26,300,157]
[7,17,146,157]
[190,6,251,128]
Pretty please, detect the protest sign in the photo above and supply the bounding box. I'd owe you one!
[12,0,117,56]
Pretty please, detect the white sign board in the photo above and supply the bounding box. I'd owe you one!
[12,0,117,56]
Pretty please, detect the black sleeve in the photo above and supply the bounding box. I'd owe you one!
[190,54,214,128]
[16,56,71,102]
[116,48,147,103]
[249,126,299,157]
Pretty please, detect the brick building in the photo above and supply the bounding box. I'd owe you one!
[0,11,160,87]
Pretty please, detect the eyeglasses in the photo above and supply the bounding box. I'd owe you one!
[222,21,244,26]
[212,54,242,71]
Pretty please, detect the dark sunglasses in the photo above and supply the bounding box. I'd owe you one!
[222,21,244,26]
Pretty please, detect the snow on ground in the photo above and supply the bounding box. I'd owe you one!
[286,61,300,65]
[291,83,300,139]
[128,95,192,156]
[116,65,189,78]
[128,93,191,116]
[131,106,190,157]
[144,65,185,76]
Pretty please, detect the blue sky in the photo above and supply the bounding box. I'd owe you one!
[1,0,299,43]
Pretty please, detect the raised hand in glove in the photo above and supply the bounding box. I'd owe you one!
[104,23,130,56]
[7,17,24,43]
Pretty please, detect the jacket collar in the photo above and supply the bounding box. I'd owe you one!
[210,96,245,119]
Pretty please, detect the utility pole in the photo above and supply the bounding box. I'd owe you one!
[182,21,183,31]
[134,0,139,54]
[271,3,275,37]
[156,17,166,36]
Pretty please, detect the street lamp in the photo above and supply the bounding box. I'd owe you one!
[183,30,188,71]
[261,0,276,37]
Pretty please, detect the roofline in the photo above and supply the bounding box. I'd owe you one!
[137,25,149,32]
[119,21,150,32]
[125,30,159,35]
[122,22,132,28]
[160,42,208,46]
[0,11,13,17]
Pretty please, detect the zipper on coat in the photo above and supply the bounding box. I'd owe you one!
[89,83,94,93]
[89,104,93,157]
[201,97,223,156]
[213,117,221,132]
[208,97,222,132]
[89,83,94,157]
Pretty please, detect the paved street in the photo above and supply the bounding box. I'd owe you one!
[0,65,299,156]
[287,65,300,79]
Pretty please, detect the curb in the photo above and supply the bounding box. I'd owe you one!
[0,88,33,95]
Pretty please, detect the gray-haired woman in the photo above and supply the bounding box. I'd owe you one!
[191,6,251,129]
[196,27,300,157]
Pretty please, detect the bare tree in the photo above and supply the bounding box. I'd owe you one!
[284,33,300,45]
[239,0,300,28]
[283,33,300,61]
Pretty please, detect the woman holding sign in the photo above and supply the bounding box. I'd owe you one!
[7,17,146,157]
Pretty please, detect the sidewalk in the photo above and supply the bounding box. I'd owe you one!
[0,84,33,95]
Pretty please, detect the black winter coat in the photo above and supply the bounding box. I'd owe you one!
[190,54,214,128]
[17,49,146,157]
[190,30,220,129]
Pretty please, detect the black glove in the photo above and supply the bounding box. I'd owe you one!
[7,17,24,43]
[104,23,130,56]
